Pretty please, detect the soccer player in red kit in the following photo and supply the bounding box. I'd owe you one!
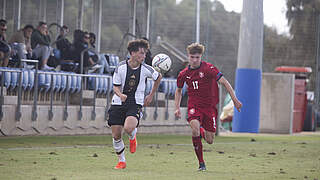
[174,43,242,171]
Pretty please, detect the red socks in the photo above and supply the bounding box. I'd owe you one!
[192,136,204,163]
[200,127,205,140]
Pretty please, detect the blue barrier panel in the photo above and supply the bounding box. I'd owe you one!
[71,74,77,93]
[76,76,81,93]
[22,70,29,90]
[232,68,261,133]
[99,76,104,94]
[163,80,169,95]
[55,74,61,92]
[10,70,18,90]
[102,77,107,94]
[108,76,113,93]
[44,71,52,92]
[66,73,72,92]
[38,70,47,91]
[60,74,67,93]
[28,70,34,90]
[4,69,11,89]
[171,81,177,96]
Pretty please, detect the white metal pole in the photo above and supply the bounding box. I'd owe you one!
[77,0,84,30]
[56,0,64,26]
[196,0,200,43]
[13,0,21,30]
[132,0,136,38]
[39,0,47,22]
[146,0,150,39]
[2,0,6,19]
[93,0,102,53]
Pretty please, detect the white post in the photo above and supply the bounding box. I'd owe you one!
[93,0,102,53]
[233,0,264,133]
[39,0,47,22]
[145,0,150,39]
[13,0,21,30]
[196,0,200,43]
[2,0,6,19]
[77,0,84,30]
[131,0,136,39]
[56,0,64,26]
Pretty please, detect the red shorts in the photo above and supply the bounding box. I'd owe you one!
[187,106,217,133]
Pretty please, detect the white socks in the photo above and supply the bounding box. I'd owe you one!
[128,128,137,140]
[112,128,137,162]
[113,138,125,162]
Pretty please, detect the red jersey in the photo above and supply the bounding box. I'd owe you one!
[177,61,223,108]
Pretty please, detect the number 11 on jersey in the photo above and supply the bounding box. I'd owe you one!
[192,81,199,89]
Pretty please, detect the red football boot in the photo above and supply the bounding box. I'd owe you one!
[114,161,126,169]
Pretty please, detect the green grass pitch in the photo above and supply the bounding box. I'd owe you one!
[0,133,319,180]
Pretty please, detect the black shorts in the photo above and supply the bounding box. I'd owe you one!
[107,104,143,126]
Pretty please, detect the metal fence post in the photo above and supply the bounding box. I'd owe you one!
[48,73,54,120]
[32,61,39,121]
[91,77,97,120]
[0,71,4,121]
[15,69,22,121]
[165,81,169,120]
[153,90,158,120]
[104,77,110,121]
[78,74,83,120]
[63,74,69,121]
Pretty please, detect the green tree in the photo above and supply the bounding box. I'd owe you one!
[285,0,320,89]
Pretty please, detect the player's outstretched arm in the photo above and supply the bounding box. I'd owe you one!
[218,77,242,112]
[144,74,162,106]
[174,87,183,118]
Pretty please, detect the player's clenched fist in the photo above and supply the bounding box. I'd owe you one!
[174,109,181,119]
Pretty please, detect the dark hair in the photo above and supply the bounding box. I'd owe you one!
[38,21,47,27]
[23,24,34,30]
[142,37,149,41]
[89,32,96,39]
[127,39,149,54]
[0,19,7,26]
[73,29,83,43]
[0,19,7,24]
[60,25,68,31]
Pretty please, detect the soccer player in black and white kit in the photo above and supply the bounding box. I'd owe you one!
[108,39,162,169]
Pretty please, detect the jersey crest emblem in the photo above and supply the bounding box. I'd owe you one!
[199,72,204,78]
[189,108,195,115]
[128,74,136,92]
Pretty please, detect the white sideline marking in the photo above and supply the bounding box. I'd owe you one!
[0,141,314,151]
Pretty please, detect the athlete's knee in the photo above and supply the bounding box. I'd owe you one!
[206,139,214,144]
[123,126,135,134]
[205,133,214,144]
[191,128,200,137]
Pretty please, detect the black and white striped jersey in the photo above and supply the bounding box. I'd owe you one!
[112,60,160,106]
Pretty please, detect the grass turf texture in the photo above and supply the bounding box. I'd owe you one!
[0,134,319,180]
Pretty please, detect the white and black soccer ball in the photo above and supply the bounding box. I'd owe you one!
[152,53,172,73]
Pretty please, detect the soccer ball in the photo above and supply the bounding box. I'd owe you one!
[152,53,172,73]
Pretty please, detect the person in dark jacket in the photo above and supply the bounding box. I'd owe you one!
[0,19,10,67]
[72,30,101,73]
[88,32,109,74]
[31,21,54,70]
[56,25,72,60]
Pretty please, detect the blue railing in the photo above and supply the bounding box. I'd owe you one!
[0,66,186,122]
